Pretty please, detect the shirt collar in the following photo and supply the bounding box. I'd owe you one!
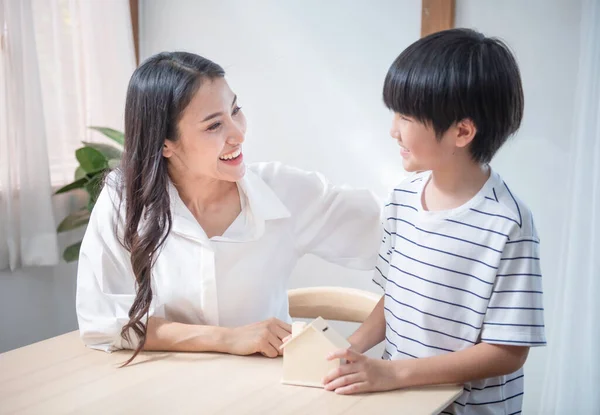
[168,167,290,243]
[238,167,290,222]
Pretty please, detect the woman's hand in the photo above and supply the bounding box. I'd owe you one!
[323,348,402,394]
[224,318,291,358]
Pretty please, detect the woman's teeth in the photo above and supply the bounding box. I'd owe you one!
[220,148,241,160]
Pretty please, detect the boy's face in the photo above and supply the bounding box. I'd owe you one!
[389,113,467,172]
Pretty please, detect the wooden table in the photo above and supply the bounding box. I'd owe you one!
[0,331,463,415]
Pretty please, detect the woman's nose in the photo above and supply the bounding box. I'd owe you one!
[228,123,245,145]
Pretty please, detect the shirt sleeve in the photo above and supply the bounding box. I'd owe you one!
[372,197,395,292]
[75,180,162,352]
[284,166,382,270]
[481,227,547,347]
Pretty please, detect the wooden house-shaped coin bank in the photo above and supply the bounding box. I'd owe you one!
[280,317,351,388]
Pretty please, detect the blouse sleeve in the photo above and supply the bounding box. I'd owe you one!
[75,175,163,352]
[266,164,382,270]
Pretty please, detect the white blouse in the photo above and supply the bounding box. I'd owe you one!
[76,162,382,352]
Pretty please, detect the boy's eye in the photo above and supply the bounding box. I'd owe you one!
[232,106,242,116]
[207,122,221,131]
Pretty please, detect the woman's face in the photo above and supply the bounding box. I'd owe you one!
[163,77,247,183]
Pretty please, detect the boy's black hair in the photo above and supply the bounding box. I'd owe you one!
[383,28,524,164]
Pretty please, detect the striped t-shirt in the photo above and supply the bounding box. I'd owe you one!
[373,170,546,415]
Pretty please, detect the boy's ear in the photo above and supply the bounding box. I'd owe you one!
[454,119,477,148]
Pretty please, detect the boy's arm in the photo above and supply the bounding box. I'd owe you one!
[323,342,529,394]
[348,296,386,353]
[350,191,396,353]
[394,342,529,387]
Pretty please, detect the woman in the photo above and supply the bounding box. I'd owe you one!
[76,52,381,365]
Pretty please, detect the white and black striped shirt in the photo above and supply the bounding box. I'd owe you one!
[374,170,546,415]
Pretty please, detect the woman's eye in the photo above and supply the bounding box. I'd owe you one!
[232,106,242,116]
[207,122,221,131]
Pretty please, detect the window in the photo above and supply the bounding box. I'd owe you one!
[30,0,135,186]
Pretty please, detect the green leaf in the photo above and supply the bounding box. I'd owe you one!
[74,166,87,181]
[57,209,91,233]
[63,241,82,262]
[55,177,88,194]
[85,174,104,211]
[76,147,108,174]
[89,126,125,146]
[82,142,123,160]
[108,158,120,169]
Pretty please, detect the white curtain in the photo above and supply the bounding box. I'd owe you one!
[0,0,59,271]
[540,0,600,412]
[32,0,136,186]
[0,0,135,271]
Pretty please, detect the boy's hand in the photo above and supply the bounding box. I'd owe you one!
[322,349,403,394]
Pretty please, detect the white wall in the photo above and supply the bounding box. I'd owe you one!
[141,0,582,412]
[0,193,84,353]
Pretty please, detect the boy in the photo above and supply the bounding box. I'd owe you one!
[323,29,546,414]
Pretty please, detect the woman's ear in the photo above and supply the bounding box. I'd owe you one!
[455,118,477,148]
[162,140,174,158]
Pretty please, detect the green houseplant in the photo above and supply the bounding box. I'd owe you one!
[55,127,124,262]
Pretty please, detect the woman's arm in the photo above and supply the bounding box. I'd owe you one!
[259,163,382,270]
[143,317,229,352]
[144,316,291,357]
